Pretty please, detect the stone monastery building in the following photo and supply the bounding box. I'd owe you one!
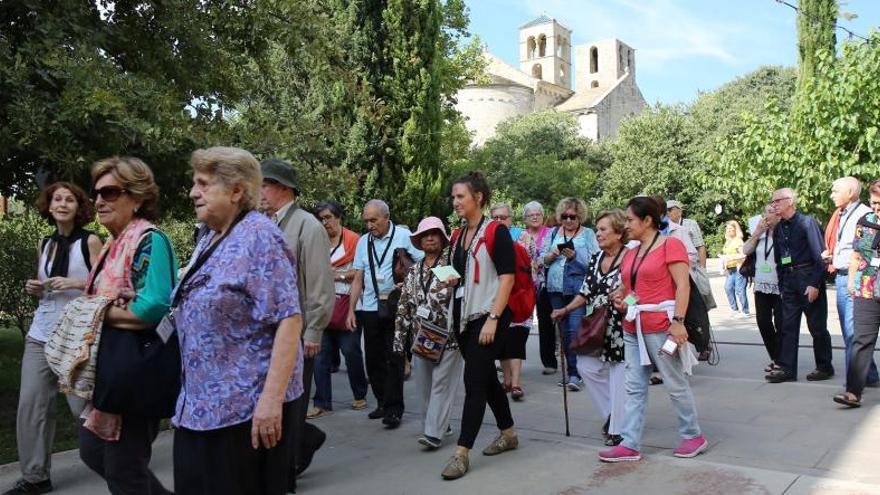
[455,15,647,145]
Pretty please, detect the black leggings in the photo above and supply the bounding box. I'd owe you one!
[755,291,783,362]
[457,314,514,449]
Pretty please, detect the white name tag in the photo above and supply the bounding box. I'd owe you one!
[455,286,464,299]
[871,257,880,268]
[376,275,386,284]
[416,306,431,319]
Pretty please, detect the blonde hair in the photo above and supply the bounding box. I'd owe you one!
[91,156,160,220]
[555,197,588,222]
[190,147,261,210]
[595,209,628,244]
[725,220,743,240]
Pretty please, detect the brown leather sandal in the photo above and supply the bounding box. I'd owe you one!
[833,392,861,408]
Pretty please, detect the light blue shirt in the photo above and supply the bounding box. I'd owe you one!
[541,226,599,293]
[353,222,424,311]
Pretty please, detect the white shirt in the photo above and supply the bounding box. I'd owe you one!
[833,201,871,271]
[273,200,296,225]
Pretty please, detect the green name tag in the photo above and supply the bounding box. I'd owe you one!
[781,256,792,265]
[759,265,773,273]
[624,294,638,306]
[585,305,594,316]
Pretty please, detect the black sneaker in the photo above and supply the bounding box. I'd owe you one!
[418,435,442,449]
[765,370,796,383]
[367,407,385,420]
[806,369,834,381]
[382,413,402,429]
[3,479,53,495]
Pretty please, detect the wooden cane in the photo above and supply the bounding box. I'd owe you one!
[557,320,571,437]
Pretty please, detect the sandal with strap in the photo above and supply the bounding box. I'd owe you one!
[833,392,861,408]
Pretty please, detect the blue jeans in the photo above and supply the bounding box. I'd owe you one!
[620,332,701,452]
[548,292,583,379]
[836,274,879,383]
[725,268,749,313]
[313,327,368,410]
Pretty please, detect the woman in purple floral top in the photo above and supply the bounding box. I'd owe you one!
[835,179,880,408]
[172,147,303,495]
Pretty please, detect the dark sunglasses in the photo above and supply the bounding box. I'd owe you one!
[491,215,510,221]
[560,214,578,221]
[91,186,128,202]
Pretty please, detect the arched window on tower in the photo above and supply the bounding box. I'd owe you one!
[557,35,563,57]
[532,63,542,79]
[627,50,633,72]
[527,37,536,59]
[591,80,599,88]
[590,46,598,73]
[538,34,547,57]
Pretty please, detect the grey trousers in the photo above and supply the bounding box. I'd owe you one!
[17,337,86,483]
[412,348,464,439]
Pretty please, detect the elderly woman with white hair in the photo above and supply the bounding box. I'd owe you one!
[171,147,304,494]
[518,201,558,375]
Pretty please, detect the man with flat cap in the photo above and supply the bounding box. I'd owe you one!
[260,158,335,491]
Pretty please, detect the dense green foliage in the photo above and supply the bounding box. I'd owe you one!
[0,210,50,334]
[797,0,837,92]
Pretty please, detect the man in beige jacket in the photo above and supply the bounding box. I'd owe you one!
[260,158,334,491]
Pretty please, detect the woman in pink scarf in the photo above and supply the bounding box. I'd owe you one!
[78,157,178,495]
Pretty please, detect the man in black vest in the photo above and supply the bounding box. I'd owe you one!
[765,188,834,383]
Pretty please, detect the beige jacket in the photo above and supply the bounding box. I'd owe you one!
[278,204,335,345]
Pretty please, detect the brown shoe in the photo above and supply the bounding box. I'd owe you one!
[441,454,469,480]
[482,432,518,456]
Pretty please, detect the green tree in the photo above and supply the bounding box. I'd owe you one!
[797,0,838,91]
[465,110,609,217]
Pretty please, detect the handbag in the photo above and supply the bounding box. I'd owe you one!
[91,230,181,418]
[739,250,756,278]
[393,247,415,284]
[411,317,450,363]
[570,304,609,354]
[93,327,181,418]
[327,294,351,331]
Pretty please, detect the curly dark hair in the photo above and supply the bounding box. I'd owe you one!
[452,171,492,208]
[37,182,95,228]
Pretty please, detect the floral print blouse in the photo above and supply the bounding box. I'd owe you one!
[394,248,457,354]
[852,213,880,299]
[578,250,625,363]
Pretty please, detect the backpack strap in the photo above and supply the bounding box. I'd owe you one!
[471,221,500,285]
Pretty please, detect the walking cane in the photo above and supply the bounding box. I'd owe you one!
[556,320,571,437]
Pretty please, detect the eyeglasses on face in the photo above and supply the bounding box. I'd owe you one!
[560,214,578,221]
[91,186,128,202]
[769,197,792,205]
[491,215,510,221]
[870,200,880,208]
[318,214,337,223]
[525,213,542,219]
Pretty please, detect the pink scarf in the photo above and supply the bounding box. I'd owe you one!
[83,217,156,441]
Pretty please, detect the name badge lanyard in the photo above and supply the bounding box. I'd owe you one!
[330,234,344,260]
[419,256,442,300]
[171,210,248,309]
[835,207,860,256]
[628,231,660,294]
[369,224,396,277]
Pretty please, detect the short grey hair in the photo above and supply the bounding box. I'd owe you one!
[364,199,390,218]
[834,176,862,200]
[774,187,797,206]
[190,147,261,210]
[522,201,544,219]
[489,203,513,217]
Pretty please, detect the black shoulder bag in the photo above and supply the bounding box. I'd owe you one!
[92,229,181,418]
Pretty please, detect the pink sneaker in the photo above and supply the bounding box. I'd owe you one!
[598,445,641,463]
[673,435,708,458]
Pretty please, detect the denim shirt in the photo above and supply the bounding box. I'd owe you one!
[542,227,599,295]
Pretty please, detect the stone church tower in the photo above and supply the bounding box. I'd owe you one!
[519,16,572,89]
[454,14,646,145]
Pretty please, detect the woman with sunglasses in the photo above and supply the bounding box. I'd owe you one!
[78,157,178,495]
[4,183,102,495]
[542,197,599,391]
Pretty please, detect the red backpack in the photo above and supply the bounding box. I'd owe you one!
[450,222,536,323]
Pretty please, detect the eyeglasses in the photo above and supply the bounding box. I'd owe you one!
[318,214,337,223]
[525,213,542,219]
[769,197,792,205]
[560,214,578,221]
[491,215,510,221]
[870,200,880,207]
[91,186,128,202]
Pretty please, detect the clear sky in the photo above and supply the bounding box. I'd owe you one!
[463,0,879,104]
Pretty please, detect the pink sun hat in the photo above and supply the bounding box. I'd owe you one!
[410,216,449,249]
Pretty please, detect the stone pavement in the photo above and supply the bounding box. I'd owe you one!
[3,262,880,494]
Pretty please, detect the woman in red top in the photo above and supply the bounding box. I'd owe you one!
[599,196,708,463]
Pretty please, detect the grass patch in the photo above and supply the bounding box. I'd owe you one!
[0,328,81,465]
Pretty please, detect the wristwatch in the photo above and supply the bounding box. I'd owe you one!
[488,312,500,320]
[672,315,685,324]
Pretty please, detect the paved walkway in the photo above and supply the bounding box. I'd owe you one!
[3,261,880,494]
